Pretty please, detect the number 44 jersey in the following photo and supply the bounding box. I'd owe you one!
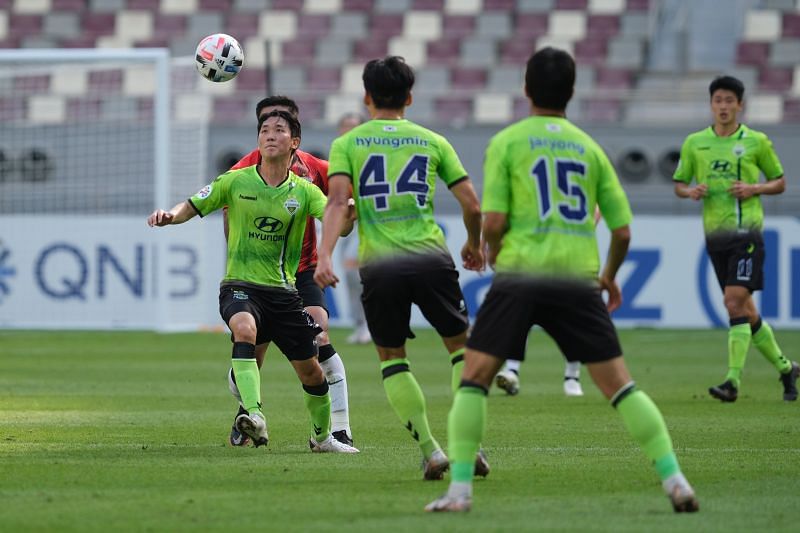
[483,116,632,281]
[328,119,468,265]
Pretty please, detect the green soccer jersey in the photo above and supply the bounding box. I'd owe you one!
[673,124,783,236]
[328,119,467,264]
[482,116,632,280]
[188,166,327,288]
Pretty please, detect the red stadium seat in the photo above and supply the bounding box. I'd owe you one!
[736,42,770,65]
[427,39,462,66]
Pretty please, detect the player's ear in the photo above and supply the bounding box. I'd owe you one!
[290,136,301,150]
[363,92,372,107]
[405,92,413,106]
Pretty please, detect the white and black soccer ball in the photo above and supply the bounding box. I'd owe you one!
[194,33,244,83]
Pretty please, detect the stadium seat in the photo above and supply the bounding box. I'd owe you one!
[369,13,404,38]
[758,67,793,92]
[574,39,608,66]
[475,12,512,39]
[587,14,620,37]
[315,37,353,66]
[442,14,477,38]
[353,38,389,63]
[736,42,770,66]
[434,96,472,124]
[782,13,800,38]
[460,38,498,67]
[307,67,341,91]
[783,97,800,121]
[427,39,461,66]
[297,14,331,38]
[225,13,259,39]
[451,67,488,90]
[513,13,549,38]
[43,12,81,40]
[743,10,781,41]
[556,0,588,9]
[769,39,800,67]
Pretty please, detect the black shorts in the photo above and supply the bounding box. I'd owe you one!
[467,275,622,364]
[295,268,327,312]
[218,283,321,360]
[706,232,765,293]
[359,252,469,347]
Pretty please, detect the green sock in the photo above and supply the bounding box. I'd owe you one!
[726,323,752,388]
[752,320,792,374]
[448,386,487,483]
[381,358,440,458]
[303,383,331,442]
[615,388,680,481]
[231,345,262,416]
[449,348,465,395]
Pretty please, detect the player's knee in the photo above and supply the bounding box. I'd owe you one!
[316,330,330,346]
[230,323,257,343]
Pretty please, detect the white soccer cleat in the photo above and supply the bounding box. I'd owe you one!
[664,474,699,513]
[495,370,520,396]
[563,378,584,397]
[235,411,268,448]
[423,449,450,480]
[424,493,472,512]
[310,435,360,453]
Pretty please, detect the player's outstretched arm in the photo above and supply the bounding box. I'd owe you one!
[147,201,197,227]
[315,174,350,288]
[674,181,707,201]
[482,212,508,270]
[450,179,485,271]
[599,224,631,312]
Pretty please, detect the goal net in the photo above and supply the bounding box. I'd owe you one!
[0,49,224,331]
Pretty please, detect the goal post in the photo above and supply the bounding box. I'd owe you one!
[0,48,224,331]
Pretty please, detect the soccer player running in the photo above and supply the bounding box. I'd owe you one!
[426,47,699,513]
[674,75,798,403]
[225,96,356,448]
[147,110,358,453]
[315,56,487,479]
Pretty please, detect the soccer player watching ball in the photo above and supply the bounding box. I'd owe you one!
[425,47,699,513]
[674,75,798,403]
[225,96,356,448]
[315,56,489,480]
[147,110,358,454]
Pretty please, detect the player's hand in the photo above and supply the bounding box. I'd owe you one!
[729,181,756,199]
[461,242,485,272]
[314,256,339,289]
[147,209,173,227]
[689,184,708,200]
[599,275,622,313]
[346,197,357,221]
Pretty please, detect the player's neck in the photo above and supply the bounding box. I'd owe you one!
[370,108,405,120]
[713,122,740,137]
[530,105,566,118]
[258,157,291,187]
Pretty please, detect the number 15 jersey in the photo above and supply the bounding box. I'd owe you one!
[328,119,468,265]
[483,116,632,281]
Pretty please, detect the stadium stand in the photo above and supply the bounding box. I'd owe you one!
[0,0,798,129]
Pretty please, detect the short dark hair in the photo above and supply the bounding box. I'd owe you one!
[362,56,415,109]
[255,95,299,119]
[257,109,301,139]
[709,76,745,102]
[524,47,575,111]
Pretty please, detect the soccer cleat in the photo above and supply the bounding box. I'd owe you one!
[779,361,799,401]
[424,493,472,513]
[235,411,268,448]
[668,484,700,513]
[423,449,450,481]
[309,435,360,453]
[495,370,520,396]
[229,405,250,447]
[473,448,490,478]
[332,430,354,447]
[564,377,584,397]
[708,380,738,403]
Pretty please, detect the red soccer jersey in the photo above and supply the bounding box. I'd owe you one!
[230,148,329,273]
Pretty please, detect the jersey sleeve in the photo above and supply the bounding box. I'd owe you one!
[188,173,230,217]
[481,134,510,214]
[327,135,353,180]
[595,150,633,230]
[307,180,327,220]
[672,136,695,184]
[757,135,784,180]
[435,135,468,187]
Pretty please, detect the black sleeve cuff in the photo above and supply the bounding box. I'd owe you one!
[447,175,469,189]
[187,198,203,217]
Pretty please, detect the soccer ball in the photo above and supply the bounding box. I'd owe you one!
[194,33,244,83]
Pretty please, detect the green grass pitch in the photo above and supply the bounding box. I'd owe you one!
[1,328,798,532]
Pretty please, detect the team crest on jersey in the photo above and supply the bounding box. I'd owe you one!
[196,184,212,199]
[383,125,397,132]
[284,197,300,215]
[546,123,562,133]
[732,144,746,157]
